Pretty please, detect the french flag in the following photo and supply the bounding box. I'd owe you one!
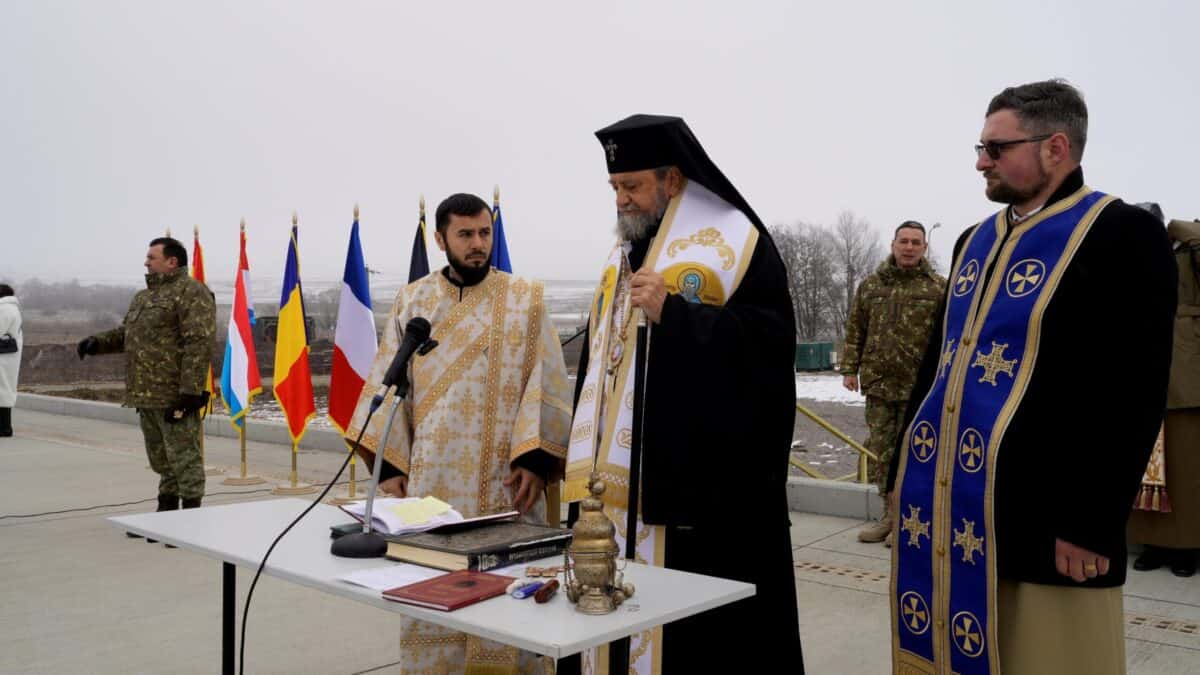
[328,218,377,435]
[220,223,262,429]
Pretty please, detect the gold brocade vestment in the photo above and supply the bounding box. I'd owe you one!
[347,269,573,674]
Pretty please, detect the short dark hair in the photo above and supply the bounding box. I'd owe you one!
[986,79,1088,162]
[0,284,13,298]
[434,194,492,234]
[149,236,188,268]
[894,220,926,239]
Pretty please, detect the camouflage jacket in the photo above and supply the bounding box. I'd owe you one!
[841,256,946,402]
[93,267,216,408]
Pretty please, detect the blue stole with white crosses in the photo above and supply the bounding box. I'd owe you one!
[890,186,1114,675]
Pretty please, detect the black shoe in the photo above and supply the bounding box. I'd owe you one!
[148,494,180,543]
[126,531,144,539]
[1134,546,1168,571]
[181,497,202,509]
[1171,551,1197,578]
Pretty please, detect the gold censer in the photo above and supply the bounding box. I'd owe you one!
[564,474,635,614]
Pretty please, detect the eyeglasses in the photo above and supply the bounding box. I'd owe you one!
[974,134,1052,160]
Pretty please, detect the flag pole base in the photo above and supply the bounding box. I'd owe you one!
[331,493,362,505]
[272,482,318,495]
[222,475,266,486]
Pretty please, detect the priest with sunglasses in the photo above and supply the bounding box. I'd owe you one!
[887,80,1176,675]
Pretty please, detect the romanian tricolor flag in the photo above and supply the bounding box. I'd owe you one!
[220,223,262,429]
[328,217,377,435]
[272,222,316,444]
[191,226,215,417]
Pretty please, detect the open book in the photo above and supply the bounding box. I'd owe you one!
[339,496,520,537]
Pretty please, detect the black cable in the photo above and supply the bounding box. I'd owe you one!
[0,480,359,520]
[559,325,586,347]
[238,406,378,675]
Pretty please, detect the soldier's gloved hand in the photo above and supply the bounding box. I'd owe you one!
[77,337,99,360]
[165,392,210,424]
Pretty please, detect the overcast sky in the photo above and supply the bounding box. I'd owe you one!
[2,0,1196,288]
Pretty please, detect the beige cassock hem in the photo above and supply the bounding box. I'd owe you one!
[997,580,1125,675]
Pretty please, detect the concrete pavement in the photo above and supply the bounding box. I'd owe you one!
[2,407,1199,673]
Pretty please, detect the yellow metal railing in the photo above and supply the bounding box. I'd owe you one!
[790,401,878,483]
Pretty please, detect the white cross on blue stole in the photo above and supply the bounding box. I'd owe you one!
[891,186,1115,675]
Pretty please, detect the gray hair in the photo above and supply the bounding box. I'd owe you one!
[986,79,1088,162]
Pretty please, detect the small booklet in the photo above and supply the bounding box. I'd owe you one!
[339,496,465,536]
[339,496,522,537]
[382,569,515,611]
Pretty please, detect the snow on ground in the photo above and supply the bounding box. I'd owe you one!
[795,373,866,406]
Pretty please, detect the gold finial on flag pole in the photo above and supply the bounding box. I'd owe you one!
[292,211,298,227]
[193,224,199,237]
[354,203,360,220]
[419,194,425,216]
[165,226,172,237]
[240,217,246,232]
[494,184,500,204]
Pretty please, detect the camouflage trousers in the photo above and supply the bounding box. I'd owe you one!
[138,408,206,500]
[864,396,907,497]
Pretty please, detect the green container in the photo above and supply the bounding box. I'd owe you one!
[795,342,834,371]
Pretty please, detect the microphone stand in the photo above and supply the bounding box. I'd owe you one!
[331,339,436,558]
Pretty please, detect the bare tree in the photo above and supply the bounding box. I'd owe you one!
[827,211,884,338]
[771,223,837,341]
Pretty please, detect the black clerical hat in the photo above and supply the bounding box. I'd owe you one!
[594,114,766,232]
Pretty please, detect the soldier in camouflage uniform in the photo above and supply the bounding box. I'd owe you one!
[841,221,946,544]
[78,237,216,539]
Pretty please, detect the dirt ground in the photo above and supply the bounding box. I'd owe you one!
[790,397,872,482]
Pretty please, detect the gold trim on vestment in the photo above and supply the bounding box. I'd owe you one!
[906,186,1108,671]
[732,227,759,293]
[521,281,544,386]
[413,333,489,427]
[478,274,511,514]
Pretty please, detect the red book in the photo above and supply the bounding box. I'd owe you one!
[382,570,515,611]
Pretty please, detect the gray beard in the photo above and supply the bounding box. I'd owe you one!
[615,211,660,241]
[614,189,670,241]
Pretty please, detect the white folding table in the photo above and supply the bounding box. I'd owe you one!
[109,498,754,674]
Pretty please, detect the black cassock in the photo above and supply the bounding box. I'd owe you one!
[560,230,805,674]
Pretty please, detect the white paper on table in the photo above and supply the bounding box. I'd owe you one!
[339,563,446,591]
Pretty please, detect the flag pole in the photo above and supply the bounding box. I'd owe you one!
[195,224,224,477]
[272,211,317,495]
[224,218,266,486]
[333,204,364,505]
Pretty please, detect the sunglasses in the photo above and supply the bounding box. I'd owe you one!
[974,134,1052,160]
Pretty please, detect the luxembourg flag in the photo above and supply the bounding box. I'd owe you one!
[328,217,377,435]
[220,223,262,429]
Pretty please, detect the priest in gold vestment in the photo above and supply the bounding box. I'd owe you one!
[346,193,573,674]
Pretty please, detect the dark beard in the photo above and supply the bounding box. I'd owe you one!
[447,251,490,286]
[986,166,1050,206]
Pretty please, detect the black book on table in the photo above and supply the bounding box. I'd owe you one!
[384,518,572,572]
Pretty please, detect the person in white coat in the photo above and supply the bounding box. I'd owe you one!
[0,284,21,437]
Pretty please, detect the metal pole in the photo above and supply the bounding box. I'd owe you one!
[223,562,235,675]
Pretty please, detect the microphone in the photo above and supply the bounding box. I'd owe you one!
[370,317,432,411]
[332,316,438,559]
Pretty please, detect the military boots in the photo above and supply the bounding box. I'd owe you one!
[858,497,893,543]
[145,494,179,544]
